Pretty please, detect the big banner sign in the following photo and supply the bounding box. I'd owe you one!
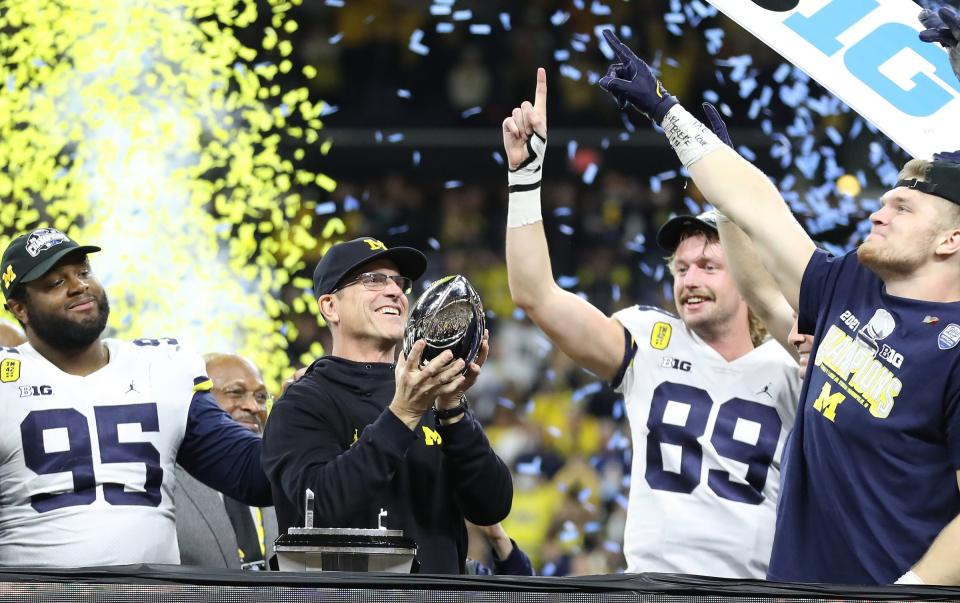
[705,0,960,159]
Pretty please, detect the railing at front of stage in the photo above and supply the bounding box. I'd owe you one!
[0,566,959,602]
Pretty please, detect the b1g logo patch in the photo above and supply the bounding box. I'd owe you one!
[938,324,960,350]
[1,358,20,383]
[650,322,672,351]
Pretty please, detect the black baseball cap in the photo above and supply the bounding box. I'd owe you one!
[656,210,720,252]
[1,228,101,300]
[313,237,427,296]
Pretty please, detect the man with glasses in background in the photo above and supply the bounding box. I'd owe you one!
[176,353,278,569]
[262,237,512,574]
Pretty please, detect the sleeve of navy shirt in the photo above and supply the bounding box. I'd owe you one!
[437,411,513,526]
[177,391,273,507]
[261,381,417,527]
[493,539,534,576]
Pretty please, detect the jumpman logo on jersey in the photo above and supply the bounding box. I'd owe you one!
[756,383,774,399]
[125,381,138,394]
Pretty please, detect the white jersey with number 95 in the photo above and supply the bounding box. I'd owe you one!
[0,338,200,567]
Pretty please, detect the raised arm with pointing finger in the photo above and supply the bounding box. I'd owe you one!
[504,67,627,382]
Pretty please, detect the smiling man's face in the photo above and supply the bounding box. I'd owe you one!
[12,254,109,350]
[327,259,410,346]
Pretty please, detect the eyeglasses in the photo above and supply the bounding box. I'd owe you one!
[333,272,413,295]
[216,387,273,409]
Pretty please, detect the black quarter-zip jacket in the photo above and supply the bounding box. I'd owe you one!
[262,356,513,574]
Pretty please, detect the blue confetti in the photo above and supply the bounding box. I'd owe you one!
[313,201,337,216]
[612,399,623,420]
[555,49,571,62]
[428,237,439,250]
[773,63,791,83]
[704,27,724,55]
[558,275,579,288]
[430,4,451,15]
[612,284,620,302]
[558,224,575,235]
[737,145,756,161]
[408,29,429,56]
[573,382,603,402]
[388,225,410,235]
[325,0,343,6]
[461,106,482,118]
[469,24,491,35]
[387,132,404,143]
[497,397,516,410]
[582,163,598,184]
[826,129,842,149]
[452,9,472,20]
[444,180,463,189]
[412,150,421,166]
[603,540,622,553]
[567,139,578,160]
[516,456,542,476]
[559,64,582,81]
[396,89,411,99]
[550,10,570,26]
[328,32,343,44]
[491,151,504,166]
[344,195,359,212]
[554,206,573,217]
[590,1,611,16]
[436,22,454,34]
[499,12,511,31]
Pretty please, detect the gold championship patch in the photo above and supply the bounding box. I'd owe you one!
[650,322,672,351]
[1,358,21,383]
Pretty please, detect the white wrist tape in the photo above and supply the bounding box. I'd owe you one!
[895,570,925,585]
[661,104,725,168]
[507,132,546,228]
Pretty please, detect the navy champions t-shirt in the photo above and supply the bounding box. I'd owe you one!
[768,250,960,585]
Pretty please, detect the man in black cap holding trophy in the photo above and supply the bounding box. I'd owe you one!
[262,237,513,574]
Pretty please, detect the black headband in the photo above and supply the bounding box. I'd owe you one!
[895,160,960,206]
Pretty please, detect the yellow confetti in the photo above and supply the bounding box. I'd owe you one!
[0,0,333,393]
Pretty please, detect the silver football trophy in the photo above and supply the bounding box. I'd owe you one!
[273,489,418,572]
[403,274,485,370]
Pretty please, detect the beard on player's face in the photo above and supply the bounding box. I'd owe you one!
[26,289,110,350]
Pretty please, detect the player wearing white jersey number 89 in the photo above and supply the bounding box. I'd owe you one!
[0,228,271,567]
[502,69,801,577]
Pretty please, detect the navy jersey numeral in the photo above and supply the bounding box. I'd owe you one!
[646,382,782,504]
[20,404,162,512]
[21,409,96,512]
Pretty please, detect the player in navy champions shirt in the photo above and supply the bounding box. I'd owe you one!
[593,34,960,585]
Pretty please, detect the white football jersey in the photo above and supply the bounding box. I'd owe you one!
[0,338,203,567]
[613,306,801,578]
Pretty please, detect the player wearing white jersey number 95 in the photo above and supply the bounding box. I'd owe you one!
[0,228,271,567]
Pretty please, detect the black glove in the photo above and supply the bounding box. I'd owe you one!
[598,29,678,124]
[701,102,734,148]
[919,5,960,84]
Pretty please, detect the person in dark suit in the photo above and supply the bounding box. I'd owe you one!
[176,353,278,569]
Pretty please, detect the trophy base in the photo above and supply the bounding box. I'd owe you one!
[274,528,417,573]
